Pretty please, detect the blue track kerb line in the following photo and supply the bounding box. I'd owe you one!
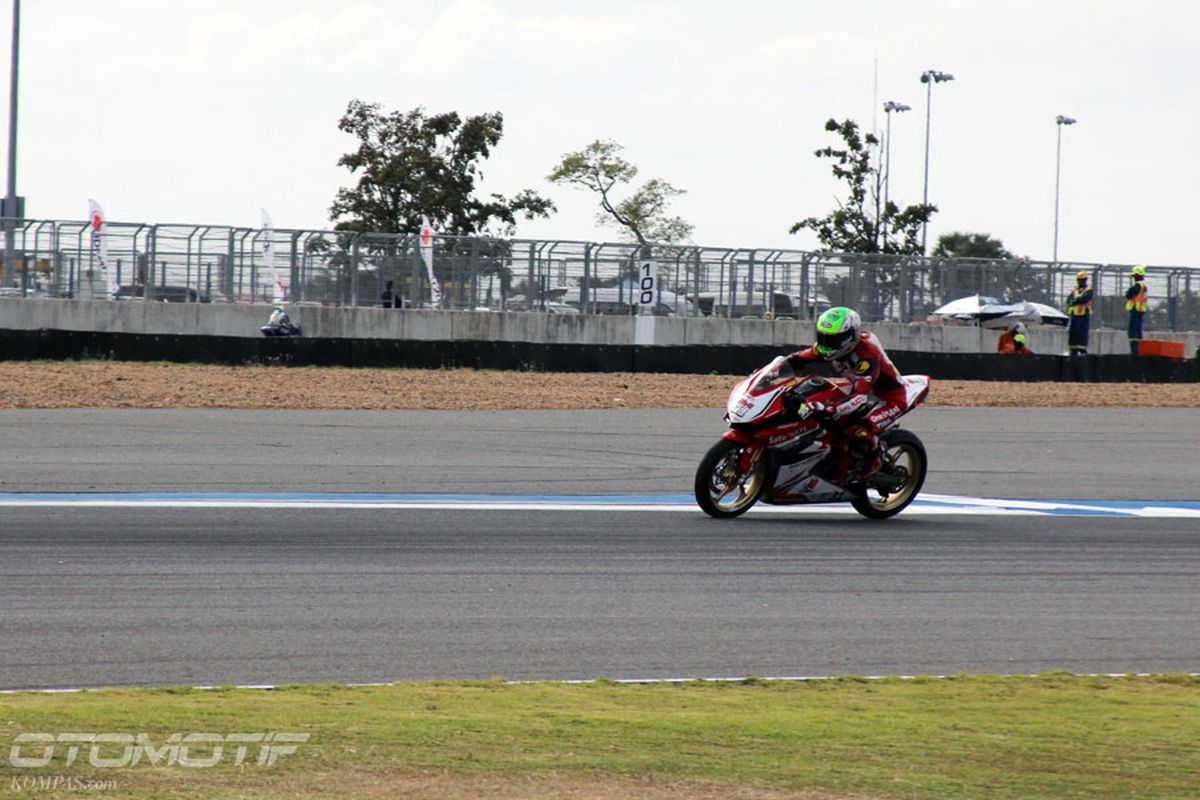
[0,492,1198,517]
[0,491,697,504]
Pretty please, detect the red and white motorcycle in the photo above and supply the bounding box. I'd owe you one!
[694,356,931,520]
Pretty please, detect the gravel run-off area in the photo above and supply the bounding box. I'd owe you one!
[1,361,1197,409]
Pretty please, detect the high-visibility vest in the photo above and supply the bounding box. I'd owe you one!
[1126,279,1147,312]
[1067,288,1092,316]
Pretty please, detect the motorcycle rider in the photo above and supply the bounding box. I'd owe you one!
[267,305,292,334]
[785,307,906,491]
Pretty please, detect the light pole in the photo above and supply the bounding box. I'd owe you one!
[1053,114,1076,264]
[881,100,910,249]
[919,68,954,254]
[3,0,19,290]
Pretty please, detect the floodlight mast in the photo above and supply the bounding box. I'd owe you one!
[3,0,20,290]
[919,69,954,254]
[881,101,911,249]
[1053,114,1077,263]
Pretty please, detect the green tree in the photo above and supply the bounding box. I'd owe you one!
[928,232,1052,305]
[1147,290,1200,331]
[547,139,693,246]
[789,118,934,254]
[330,100,555,237]
[932,232,1014,259]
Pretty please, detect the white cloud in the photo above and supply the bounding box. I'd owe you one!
[6,0,1200,264]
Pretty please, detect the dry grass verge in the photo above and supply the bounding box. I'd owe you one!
[3,676,1197,800]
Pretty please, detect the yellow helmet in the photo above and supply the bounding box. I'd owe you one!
[1131,265,1146,277]
[1075,271,1088,281]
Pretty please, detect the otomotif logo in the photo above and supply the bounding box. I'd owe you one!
[8,733,310,769]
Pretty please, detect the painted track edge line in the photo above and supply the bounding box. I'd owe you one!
[0,499,1053,515]
[3,672,1197,695]
[2,491,1199,517]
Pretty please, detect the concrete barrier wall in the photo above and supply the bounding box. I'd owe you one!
[2,298,1198,356]
[3,329,1197,383]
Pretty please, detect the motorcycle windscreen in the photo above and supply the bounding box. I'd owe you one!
[748,356,795,393]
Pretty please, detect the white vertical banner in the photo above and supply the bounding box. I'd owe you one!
[419,215,442,307]
[635,259,658,343]
[636,260,658,310]
[260,208,284,303]
[88,199,117,298]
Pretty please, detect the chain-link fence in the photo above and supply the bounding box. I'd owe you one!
[3,217,1198,331]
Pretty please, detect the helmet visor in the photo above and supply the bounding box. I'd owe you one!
[815,329,855,357]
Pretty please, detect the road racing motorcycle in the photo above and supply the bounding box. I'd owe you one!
[260,321,303,337]
[694,356,931,520]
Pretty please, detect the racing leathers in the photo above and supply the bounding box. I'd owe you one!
[268,308,292,332]
[786,331,906,485]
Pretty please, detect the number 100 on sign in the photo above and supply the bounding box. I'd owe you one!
[638,261,658,306]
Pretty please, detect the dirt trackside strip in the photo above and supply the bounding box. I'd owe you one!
[1,362,1199,409]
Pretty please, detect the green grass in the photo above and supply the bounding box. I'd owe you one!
[1,674,1197,799]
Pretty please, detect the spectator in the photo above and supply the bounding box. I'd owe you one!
[381,280,397,308]
[998,322,1031,354]
[1064,271,1093,356]
[1125,265,1148,354]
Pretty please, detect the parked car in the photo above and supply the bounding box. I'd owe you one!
[114,285,208,303]
[0,286,49,298]
[554,287,695,317]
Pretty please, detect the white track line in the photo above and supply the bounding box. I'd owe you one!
[0,498,1042,514]
[2,494,1197,517]
[4,672,1196,695]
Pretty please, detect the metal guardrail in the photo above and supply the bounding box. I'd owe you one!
[2,217,1198,331]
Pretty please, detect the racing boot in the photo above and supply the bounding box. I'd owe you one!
[842,429,881,494]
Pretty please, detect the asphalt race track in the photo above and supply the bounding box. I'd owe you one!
[1,408,1198,689]
[4,407,1199,499]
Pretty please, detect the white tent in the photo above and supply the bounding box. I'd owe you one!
[932,295,1025,324]
[932,295,1068,327]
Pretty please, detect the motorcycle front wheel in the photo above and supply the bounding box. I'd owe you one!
[851,429,927,520]
[694,439,767,518]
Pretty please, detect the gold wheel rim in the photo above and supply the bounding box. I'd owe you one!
[709,448,763,513]
[866,444,922,512]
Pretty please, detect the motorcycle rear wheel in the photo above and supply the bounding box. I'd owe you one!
[694,439,767,519]
[850,429,927,520]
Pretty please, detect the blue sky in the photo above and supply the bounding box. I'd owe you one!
[9,0,1199,265]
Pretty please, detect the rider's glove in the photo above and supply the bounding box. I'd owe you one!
[804,399,841,433]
